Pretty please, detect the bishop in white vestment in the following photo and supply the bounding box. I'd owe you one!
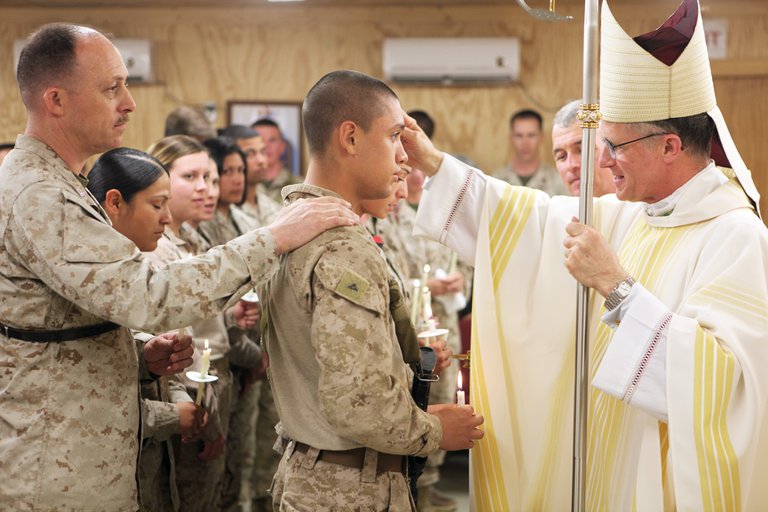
[405,0,768,509]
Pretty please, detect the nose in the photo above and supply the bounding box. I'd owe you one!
[120,85,136,113]
[567,152,581,177]
[160,205,172,225]
[396,139,408,164]
[195,176,207,191]
[597,144,614,167]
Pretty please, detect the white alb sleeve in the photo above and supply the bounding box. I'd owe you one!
[593,283,672,421]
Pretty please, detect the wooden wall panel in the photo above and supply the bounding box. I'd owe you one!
[0,2,765,214]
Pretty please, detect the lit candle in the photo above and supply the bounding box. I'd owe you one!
[456,371,466,406]
[195,339,211,406]
[199,339,211,379]
[420,264,431,291]
[410,279,422,325]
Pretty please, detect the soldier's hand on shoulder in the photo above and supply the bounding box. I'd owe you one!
[429,403,484,451]
[143,331,194,376]
[269,197,360,255]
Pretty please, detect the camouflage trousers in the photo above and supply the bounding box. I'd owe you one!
[270,442,415,511]
[221,370,257,511]
[250,379,281,503]
[175,367,233,512]
[138,439,176,512]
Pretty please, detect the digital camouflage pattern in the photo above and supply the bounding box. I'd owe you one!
[262,168,302,205]
[271,442,415,512]
[138,373,191,512]
[262,184,442,511]
[146,229,233,511]
[0,135,279,511]
[238,189,282,231]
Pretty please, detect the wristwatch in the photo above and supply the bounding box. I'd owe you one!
[604,276,635,311]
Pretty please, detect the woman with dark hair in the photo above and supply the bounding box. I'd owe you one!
[88,147,172,252]
[198,137,257,246]
[88,147,205,512]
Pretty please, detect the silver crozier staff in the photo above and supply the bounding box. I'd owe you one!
[513,1,598,511]
[573,1,600,511]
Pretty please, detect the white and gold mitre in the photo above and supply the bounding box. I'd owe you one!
[599,0,761,214]
[600,0,714,122]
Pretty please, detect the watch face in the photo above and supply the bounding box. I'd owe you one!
[618,281,632,295]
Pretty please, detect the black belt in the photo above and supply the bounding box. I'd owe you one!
[0,321,121,343]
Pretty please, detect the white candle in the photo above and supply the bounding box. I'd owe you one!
[422,318,438,347]
[410,279,421,325]
[195,339,211,406]
[456,371,466,406]
[422,288,433,321]
[447,251,458,276]
[420,265,430,295]
[199,339,211,379]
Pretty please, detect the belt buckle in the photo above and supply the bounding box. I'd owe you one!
[2,324,9,339]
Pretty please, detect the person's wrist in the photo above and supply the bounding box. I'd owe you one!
[604,275,636,311]
[599,271,629,298]
[423,151,444,177]
[268,226,287,256]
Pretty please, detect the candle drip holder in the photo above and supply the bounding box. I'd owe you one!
[186,371,219,384]
[186,371,219,406]
[241,289,259,303]
[417,318,449,347]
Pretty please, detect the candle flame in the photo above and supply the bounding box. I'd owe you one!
[204,339,209,350]
[457,370,463,390]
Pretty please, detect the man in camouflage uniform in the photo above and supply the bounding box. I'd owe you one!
[0,24,357,511]
[262,70,483,511]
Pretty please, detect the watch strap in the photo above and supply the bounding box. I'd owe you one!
[605,276,635,311]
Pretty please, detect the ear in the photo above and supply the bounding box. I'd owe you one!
[661,133,684,163]
[338,120,358,156]
[103,189,124,217]
[41,87,66,117]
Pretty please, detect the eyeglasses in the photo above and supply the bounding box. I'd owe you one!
[603,133,670,159]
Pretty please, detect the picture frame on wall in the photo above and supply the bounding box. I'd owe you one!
[227,100,303,175]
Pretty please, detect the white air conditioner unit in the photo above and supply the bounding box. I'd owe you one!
[114,39,153,83]
[13,37,153,83]
[383,37,520,85]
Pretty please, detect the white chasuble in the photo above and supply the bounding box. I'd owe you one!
[415,155,768,511]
